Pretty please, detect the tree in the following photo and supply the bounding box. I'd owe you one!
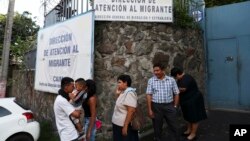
[0,11,40,65]
[174,0,196,28]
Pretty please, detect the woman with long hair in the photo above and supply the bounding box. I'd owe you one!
[82,79,97,141]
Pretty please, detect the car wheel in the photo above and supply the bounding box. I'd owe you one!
[7,134,33,141]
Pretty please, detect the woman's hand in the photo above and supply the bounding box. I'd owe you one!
[116,87,121,95]
[115,87,122,98]
[179,87,186,92]
[122,126,128,136]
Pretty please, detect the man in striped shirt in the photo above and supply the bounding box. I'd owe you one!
[146,63,180,141]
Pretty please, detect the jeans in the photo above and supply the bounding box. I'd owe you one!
[84,117,96,141]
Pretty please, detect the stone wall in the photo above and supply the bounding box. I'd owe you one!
[10,22,205,141]
[9,70,57,123]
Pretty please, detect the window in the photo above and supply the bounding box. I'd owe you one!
[14,101,29,110]
[0,106,11,117]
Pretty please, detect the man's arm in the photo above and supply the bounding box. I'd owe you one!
[70,110,81,118]
[172,78,180,107]
[61,97,81,118]
[173,94,179,108]
[146,94,154,118]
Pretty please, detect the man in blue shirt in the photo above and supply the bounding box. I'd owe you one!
[146,63,180,141]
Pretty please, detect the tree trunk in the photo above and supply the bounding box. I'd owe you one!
[0,0,15,98]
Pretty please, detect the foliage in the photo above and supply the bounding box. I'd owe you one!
[0,11,39,66]
[0,14,6,53]
[38,121,60,141]
[205,0,248,8]
[173,0,198,28]
[173,0,248,28]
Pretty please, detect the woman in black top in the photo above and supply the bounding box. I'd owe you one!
[82,79,97,141]
[171,67,207,141]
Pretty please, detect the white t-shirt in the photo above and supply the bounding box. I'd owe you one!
[112,89,137,126]
[54,95,78,141]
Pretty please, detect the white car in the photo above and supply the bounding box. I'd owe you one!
[0,97,40,141]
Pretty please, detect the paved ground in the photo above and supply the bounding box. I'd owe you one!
[140,109,250,141]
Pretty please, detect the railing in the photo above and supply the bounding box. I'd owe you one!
[43,0,205,27]
[43,0,93,27]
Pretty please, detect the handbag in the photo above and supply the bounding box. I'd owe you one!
[124,90,145,131]
[95,118,102,130]
[130,102,145,130]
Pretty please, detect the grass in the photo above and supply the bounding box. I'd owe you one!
[38,121,60,141]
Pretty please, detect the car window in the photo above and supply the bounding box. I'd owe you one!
[0,106,12,117]
[14,101,29,110]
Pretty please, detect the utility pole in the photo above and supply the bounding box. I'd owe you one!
[42,0,47,27]
[0,0,15,98]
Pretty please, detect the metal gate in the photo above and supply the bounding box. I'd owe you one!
[206,2,250,110]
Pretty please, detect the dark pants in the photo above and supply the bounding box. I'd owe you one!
[152,102,180,141]
[112,123,139,141]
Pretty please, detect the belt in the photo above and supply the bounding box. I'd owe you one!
[152,101,173,105]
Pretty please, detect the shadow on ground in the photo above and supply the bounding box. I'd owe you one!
[140,109,250,141]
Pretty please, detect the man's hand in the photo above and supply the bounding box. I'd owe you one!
[69,92,75,100]
[148,109,154,119]
[70,110,81,118]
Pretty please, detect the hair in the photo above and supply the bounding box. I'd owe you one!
[117,74,132,87]
[170,67,183,77]
[86,79,96,97]
[153,63,165,70]
[61,77,74,89]
[75,78,86,86]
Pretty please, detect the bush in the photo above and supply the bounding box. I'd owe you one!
[38,121,60,141]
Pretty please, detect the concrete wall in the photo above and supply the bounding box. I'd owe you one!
[9,22,205,140]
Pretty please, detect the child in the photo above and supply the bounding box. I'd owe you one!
[69,78,87,139]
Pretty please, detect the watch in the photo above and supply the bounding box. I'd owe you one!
[174,105,177,108]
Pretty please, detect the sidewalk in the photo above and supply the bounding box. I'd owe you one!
[140,109,250,141]
[198,109,250,141]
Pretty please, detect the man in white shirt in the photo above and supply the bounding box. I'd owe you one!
[54,77,81,141]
